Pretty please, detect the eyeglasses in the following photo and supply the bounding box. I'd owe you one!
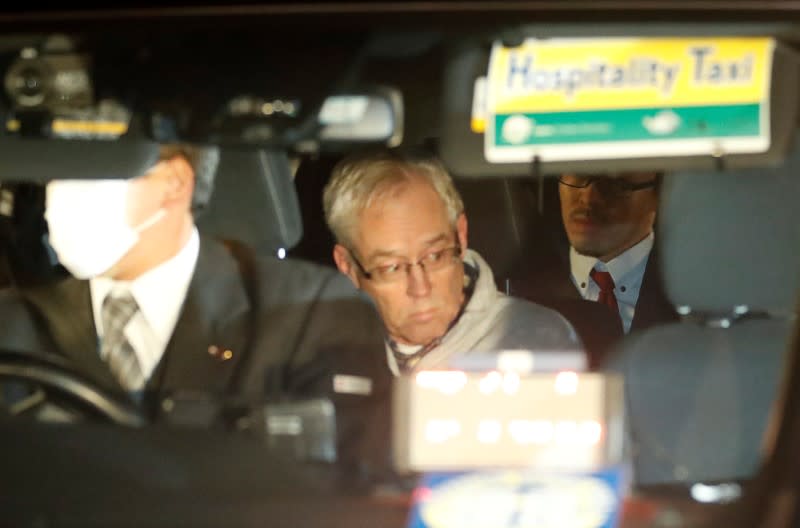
[350,244,462,283]
[558,174,658,197]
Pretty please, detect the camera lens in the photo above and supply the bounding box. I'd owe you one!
[5,59,49,107]
[16,67,44,98]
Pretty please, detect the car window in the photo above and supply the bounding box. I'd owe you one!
[0,5,799,527]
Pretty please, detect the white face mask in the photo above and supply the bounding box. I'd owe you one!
[44,179,165,279]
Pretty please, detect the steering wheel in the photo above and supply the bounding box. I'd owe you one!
[0,349,145,426]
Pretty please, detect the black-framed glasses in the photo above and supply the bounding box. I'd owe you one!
[349,244,462,284]
[558,174,658,197]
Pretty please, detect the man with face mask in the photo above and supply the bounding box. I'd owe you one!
[0,144,390,470]
[511,172,679,365]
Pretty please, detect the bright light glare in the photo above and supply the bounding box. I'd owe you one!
[425,419,461,444]
[477,420,503,444]
[496,350,535,373]
[555,421,579,443]
[502,371,520,395]
[478,371,502,395]
[416,370,468,395]
[580,421,603,446]
[508,419,553,445]
[691,483,742,504]
[507,420,600,445]
[549,420,604,445]
[319,95,370,124]
[554,371,579,395]
[277,247,287,259]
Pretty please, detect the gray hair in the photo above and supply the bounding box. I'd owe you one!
[323,150,464,248]
[158,143,220,214]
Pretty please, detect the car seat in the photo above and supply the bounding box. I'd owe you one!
[607,149,800,485]
[196,148,303,257]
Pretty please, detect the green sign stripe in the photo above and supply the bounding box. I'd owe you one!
[494,103,761,146]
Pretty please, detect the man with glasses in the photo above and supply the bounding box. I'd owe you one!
[323,150,579,375]
[513,172,677,362]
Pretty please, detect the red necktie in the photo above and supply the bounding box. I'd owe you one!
[590,269,620,320]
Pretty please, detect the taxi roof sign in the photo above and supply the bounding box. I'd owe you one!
[483,37,775,163]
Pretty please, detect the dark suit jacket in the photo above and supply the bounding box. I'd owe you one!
[0,237,392,473]
[509,245,679,368]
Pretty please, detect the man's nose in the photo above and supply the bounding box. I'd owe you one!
[576,181,605,205]
[406,264,432,297]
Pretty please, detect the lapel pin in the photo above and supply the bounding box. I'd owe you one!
[208,345,234,361]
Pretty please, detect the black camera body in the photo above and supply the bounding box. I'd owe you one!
[3,37,132,141]
[5,51,92,112]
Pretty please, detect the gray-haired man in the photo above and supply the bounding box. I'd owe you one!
[324,150,581,375]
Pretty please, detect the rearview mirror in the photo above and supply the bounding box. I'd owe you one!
[314,87,403,149]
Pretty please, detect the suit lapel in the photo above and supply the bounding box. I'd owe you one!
[511,249,583,302]
[631,248,679,332]
[22,278,120,392]
[549,263,584,301]
[150,238,250,398]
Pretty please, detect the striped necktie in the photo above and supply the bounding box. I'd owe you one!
[100,290,145,393]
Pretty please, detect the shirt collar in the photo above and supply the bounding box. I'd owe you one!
[91,227,200,344]
[570,232,654,286]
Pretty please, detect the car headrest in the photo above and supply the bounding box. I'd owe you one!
[659,143,800,315]
[456,177,540,283]
[196,149,303,256]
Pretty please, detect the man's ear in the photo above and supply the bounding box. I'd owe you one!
[162,155,194,206]
[333,244,361,289]
[456,213,468,257]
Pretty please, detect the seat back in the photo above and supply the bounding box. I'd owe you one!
[196,149,303,256]
[455,177,537,288]
[608,150,800,485]
[455,174,571,293]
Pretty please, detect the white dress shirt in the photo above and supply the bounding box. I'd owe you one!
[569,232,654,334]
[90,228,200,386]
